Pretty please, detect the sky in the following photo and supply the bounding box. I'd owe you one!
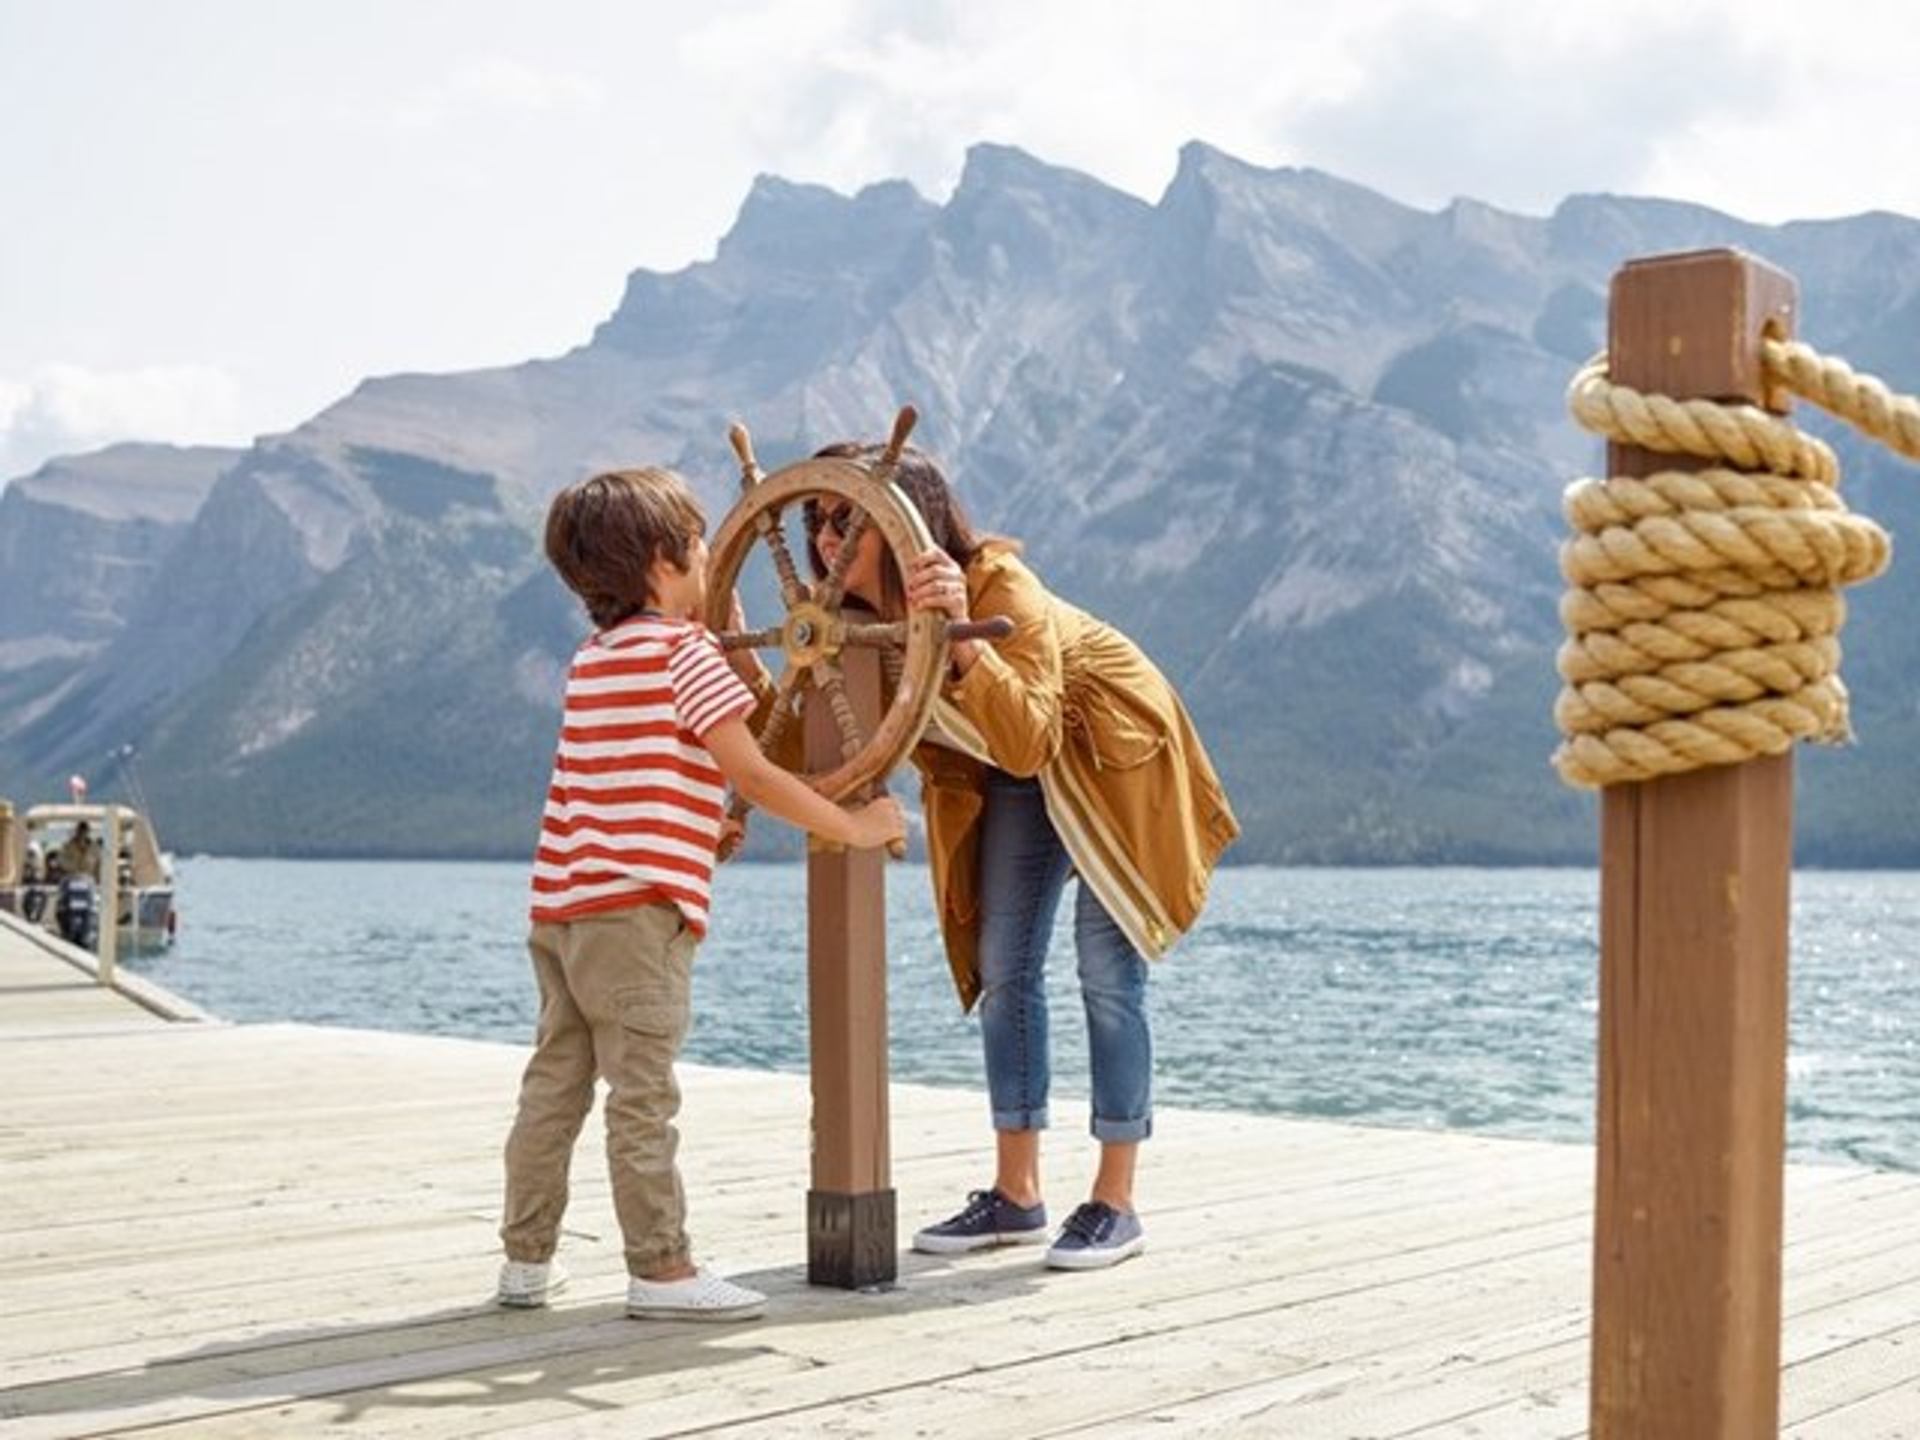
[3,0,1917,483]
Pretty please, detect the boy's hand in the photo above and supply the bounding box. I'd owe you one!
[847,795,906,852]
[717,813,747,862]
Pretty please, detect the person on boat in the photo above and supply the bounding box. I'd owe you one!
[20,841,47,923]
[800,441,1239,1269]
[57,822,100,882]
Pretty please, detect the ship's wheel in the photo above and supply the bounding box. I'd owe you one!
[702,406,1007,836]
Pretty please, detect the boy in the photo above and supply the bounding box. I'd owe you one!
[498,467,904,1320]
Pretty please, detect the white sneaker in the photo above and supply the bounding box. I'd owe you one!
[497,1258,568,1308]
[626,1267,766,1321]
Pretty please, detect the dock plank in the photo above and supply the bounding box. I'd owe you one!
[4,920,1918,1437]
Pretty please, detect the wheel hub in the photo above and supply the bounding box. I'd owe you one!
[781,600,842,668]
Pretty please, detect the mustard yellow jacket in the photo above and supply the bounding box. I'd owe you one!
[914,545,1240,1010]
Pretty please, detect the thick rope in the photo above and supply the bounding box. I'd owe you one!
[1554,341,1903,788]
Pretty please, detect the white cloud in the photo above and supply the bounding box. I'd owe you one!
[1286,1,1778,214]
[671,0,1913,225]
[7,0,1920,496]
[0,379,27,436]
[677,0,1375,206]
[0,364,244,483]
[392,57,606,130]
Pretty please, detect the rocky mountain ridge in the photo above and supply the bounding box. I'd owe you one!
[5,141,1917,862]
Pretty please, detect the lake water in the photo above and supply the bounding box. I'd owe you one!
[125,861,1920,1172]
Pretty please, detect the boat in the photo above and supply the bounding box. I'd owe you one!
[0,798,178,953]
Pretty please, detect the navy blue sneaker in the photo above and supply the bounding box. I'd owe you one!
[912,1188,1049,1254]
[1045,1201,1145,1270]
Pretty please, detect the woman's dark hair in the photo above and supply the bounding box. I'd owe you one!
[544,468,705,629]
[806,442,1013,617]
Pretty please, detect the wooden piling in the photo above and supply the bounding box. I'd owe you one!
[97,808,121,987]
[803,641,897,1288]
[1590,249,1799,1439]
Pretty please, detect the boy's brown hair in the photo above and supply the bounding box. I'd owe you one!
[544,468,706,628]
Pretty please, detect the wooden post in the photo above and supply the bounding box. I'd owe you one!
[97,809,121,986]
[1590,250,1798,1439]
[0,800,17,888]
[804,642,896,1288]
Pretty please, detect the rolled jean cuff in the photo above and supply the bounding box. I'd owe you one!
[1091,1113,1152,1143]
[991,1104,1050,1133]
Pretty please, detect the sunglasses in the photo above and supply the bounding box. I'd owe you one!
[803,501,860,540]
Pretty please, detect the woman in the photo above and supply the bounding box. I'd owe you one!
[803,442,1238,1269]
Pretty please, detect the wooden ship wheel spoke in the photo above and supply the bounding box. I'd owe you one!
[839,620,910,649]
[812,661,868,763]
[704,405,1009,843]
[810,502,875,615]
[752,662,808,754]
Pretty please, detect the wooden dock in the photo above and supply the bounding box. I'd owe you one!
[2,915,1916,1438]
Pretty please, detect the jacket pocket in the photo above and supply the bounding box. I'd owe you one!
[1060,623,1181,771]
[1064,672,1171,770]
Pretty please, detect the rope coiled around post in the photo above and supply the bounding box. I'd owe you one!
[1553,338,1913,788]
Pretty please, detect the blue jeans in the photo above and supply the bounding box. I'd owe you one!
[976,770,1153,1143]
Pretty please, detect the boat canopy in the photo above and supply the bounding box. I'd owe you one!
[18,803,170,888]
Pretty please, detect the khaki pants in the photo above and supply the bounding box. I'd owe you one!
[500,902,696,1276]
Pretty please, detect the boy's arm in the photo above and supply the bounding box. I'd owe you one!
[705,717,903,851]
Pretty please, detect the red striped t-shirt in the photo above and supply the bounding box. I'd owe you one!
[529,613,755,933]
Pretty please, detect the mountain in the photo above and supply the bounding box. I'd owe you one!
[5,142,1918,863]
[0,443,237,763]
